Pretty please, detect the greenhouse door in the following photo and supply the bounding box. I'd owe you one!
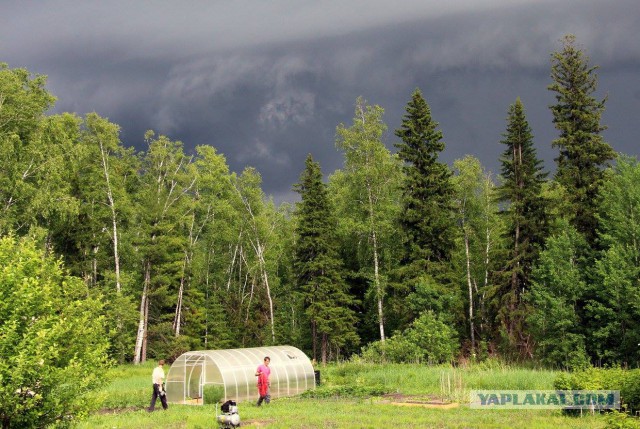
[188,362,204,402]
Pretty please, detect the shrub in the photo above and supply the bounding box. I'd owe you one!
[360,311,458,364]
[605,411,640,429]
[554,367,640,413]
[405,311,459,364]
[299,384,388,399]
[203,385,225,404]
[621,370,640,413]
[0,236,111,428]
[553,367,627,390]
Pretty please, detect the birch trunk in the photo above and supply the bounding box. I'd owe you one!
[254,240,275,343]
[367,182,385,342]
[173,253,187,336]
[464,227,475,351]
[234,183,276,343]
[99,139,121,294]
[142,295,148,362]
[133,261,150,364]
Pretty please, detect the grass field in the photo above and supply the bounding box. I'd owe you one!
[75,360,612,429]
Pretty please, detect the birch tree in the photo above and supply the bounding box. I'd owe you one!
[232,168,277,344]
[133,131,194,363]
[333,97,401,342]
[452,156,503,355]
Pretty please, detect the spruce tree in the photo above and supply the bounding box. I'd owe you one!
[394,89,456,279]
[293,154,358,363]
[548,34,615,245]
[496,98,548,355]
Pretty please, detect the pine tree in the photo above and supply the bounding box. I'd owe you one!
[293,154,358,363]
[394,89,456,284]
[496,98,548,356]
[548,34,616,245]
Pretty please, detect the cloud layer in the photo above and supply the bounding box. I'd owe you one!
[2,0,639,202]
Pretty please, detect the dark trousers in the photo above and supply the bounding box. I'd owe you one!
[257,387,270,406]
[149,383,168,411]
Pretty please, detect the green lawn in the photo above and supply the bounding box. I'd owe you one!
[75,361,611,428]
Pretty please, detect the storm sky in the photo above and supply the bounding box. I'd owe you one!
[2,0,639,203]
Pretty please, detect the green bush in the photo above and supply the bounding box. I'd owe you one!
[621,370,640,413]
[299,384,388,399]
[554,367,640,413]
[203,385,225,404]
[360,311,458,364]
[0,236,111,428]
[553,367,627,390]
[605,411,640,429]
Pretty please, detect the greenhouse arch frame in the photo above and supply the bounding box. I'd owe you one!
[165,345,315,404]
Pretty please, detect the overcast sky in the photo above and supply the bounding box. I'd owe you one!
[2,0,639,203]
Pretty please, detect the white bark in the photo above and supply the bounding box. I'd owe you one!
[133,262,150,364]
[173,253,187,337]
[98,139,121,294]
[366,179,385,342]
[464,227,475,351]
[234,184,276,343]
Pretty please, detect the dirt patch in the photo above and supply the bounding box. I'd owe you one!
[379,393,459,408]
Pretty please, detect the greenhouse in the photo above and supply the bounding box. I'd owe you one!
[165,345,316,404]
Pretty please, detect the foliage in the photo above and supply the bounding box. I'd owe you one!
[299,384,388,399]
[391,88,459,352]
[605,411,640,429]
[360,311,458,364]
[0,235,110,428]
[76,362,604,429]
[527,222,590,370]
[293,155,358,363]
[494,98,549,356]
[203,385,225,404]
[586,156,640,365]
[394,88,456,282]
[452,156,504,354]
[0,34,638,373]
[548,34,616,244]
[554,367,640,413]
[622,371,640,414]
[332,97,402,343]
[0,63,57,235]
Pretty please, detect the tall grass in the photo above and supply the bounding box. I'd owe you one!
[321,360,558,402]
[74,360,608,428]
[84,361,155,410]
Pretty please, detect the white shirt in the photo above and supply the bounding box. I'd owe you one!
[152,365,165,385]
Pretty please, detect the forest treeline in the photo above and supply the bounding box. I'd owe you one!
[2,35,639,369]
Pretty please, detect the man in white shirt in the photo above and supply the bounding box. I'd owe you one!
[148,359,168,411]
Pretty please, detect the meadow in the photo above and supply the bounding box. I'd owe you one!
[76,360,614,429]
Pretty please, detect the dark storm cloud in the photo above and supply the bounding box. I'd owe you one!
[2,0,639,203]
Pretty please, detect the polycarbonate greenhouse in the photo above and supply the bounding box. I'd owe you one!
[165,345,316,404]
